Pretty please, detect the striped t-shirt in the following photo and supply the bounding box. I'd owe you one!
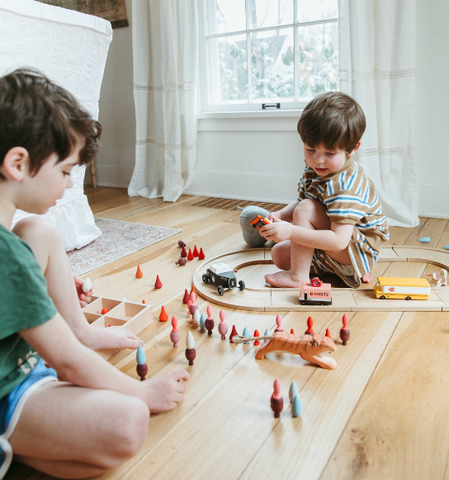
[297,158,389,279]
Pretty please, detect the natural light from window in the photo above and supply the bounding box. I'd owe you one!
[201,0,339,111]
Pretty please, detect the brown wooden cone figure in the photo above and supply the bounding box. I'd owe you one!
[154,275,163,289]
[270,379,284,418]
[178,240,186,247]
[198,248,205,260]
[340,313,350,345]
[254,329,260,346]
[175,258,187,266]
[135,265,143,278]
[305,316,314,335]
[136,363,148,381]
[181,246,187,257]
[205,304,214,336]
[187,248,194,260]
[185,331,196,365]
[229,325,238,343]
[193,245,199,257]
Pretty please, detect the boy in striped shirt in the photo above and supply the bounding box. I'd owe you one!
[261,92,389,288]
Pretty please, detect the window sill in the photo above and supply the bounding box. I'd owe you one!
[197,109,303,120]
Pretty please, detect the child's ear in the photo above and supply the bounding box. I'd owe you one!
[1,147,29,181]
[348,141,361,157]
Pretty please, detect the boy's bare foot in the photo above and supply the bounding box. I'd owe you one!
[361,272,373,283]
[264,271,308,288]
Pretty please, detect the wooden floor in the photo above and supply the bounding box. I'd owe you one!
[9,187,449,480]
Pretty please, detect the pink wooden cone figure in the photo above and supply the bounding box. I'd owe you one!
[187,299,192,313]
[340,314,350,346]
[218,309,228,340]
[170,317,181,347]
[305,316,314,335]
[205,304,214,336]
[189,292,198,317]
[275,314,283,332]
[182,289,190,304]
[270,379,284,418]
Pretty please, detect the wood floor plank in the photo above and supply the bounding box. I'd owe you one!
[404,218,448,248]
[320,311,449,480]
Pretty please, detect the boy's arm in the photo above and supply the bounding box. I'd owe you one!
[19,314,189,412]
[261,219,353,252]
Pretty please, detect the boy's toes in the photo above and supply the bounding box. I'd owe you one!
[361,272,372,283]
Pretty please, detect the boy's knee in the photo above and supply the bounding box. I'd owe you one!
[103,397,149,466]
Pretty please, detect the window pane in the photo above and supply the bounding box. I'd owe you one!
[251,28,294,100]
[248,0,293,29]
[297,22,338,100]
[206,0,246,35]
[297,0,338,23]
[208,34,248,104]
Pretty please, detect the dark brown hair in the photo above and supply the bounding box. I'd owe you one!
[297,91,366,153]
[0,68,102,178]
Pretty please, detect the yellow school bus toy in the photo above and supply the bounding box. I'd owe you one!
[374,277,431,300]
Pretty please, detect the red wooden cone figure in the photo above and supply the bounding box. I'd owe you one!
[325,328,332,339]
[142,300,146,304]
[154,275,163,289]
[229,325,239,343]
[198,248,205,260]
[182,289,190,304]
[159,306,169,322]
[305,316,314,335]
[340,314,350,346]
[275,314,283,332]
[193,245,199,257]
[178,240,186,247]
[101,308,109,315]
[187,248,194,261]
[270,379,284,418]
[135,265,143,278]
[290,328,295,335]
[181,246,187,258]
[254,329,260,346]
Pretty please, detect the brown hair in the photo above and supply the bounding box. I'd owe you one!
[297,91,366,153]
[0,68,102,178]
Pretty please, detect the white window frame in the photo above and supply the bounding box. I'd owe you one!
[197,0,339,115]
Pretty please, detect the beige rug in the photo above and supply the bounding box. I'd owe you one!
[67,217,181,276]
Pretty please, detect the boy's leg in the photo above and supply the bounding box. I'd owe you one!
[9,381,149,478]
[13,217,140,350]
[266,199,335,288]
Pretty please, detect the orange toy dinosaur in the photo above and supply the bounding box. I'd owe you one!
[255,331,337,370]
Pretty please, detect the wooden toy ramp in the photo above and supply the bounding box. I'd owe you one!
[193,246,449,312]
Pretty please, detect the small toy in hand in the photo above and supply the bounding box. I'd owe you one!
[250,214,272,231]
[82,277,92,293]
[185,331,196,365]
[136,345,148,381]
[202,263,245,296]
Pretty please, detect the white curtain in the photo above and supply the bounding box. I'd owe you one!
[129,0,198,202]
[339,0,418,227]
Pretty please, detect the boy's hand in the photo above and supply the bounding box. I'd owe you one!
[88,325,144,351]
[74,276,93,308]
[267,211,282,222]
[141,370,189,412]
[260,217,293,243]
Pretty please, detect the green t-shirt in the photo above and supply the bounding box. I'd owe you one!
[0,224,57,399]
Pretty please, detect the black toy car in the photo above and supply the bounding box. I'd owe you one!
[202,263,245,296]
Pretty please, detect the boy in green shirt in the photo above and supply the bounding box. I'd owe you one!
[0,69,188,478]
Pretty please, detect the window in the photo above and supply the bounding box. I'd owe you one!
[199,0,339,112]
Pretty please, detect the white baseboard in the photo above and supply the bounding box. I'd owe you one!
[418,184,449,219]
[84,164,133,189]
[185,171,297,204]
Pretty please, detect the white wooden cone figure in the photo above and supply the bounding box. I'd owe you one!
[82,277,92,293]
[193,308,201,325]
[186,331,195,350]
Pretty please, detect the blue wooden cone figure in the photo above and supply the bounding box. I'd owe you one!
[292,395,302,418]
[264,328,271,337]
[243,326,250,343]
[136,345,146,365]
[199,313,206,331]
[289,381,299,402]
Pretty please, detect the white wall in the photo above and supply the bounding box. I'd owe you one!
[89,0,449,218]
